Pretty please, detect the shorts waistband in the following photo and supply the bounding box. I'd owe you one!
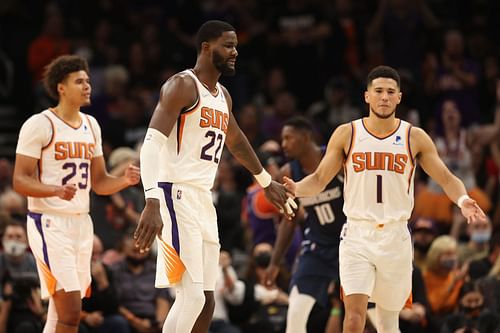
[346,219,407,230]
[28,210,89,218]
[157,181,211,194]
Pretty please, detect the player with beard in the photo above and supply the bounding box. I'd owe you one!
[134,20,294,333]
[283,65,487,333]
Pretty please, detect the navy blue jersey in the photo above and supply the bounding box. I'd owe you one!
[290,152,345,247]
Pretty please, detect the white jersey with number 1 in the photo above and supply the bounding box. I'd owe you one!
[343,118,415,224]
[15,109,103,214]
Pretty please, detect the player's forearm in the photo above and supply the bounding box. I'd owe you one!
[226,131,262,175]
[92,175,129,195]
[13,174,59,198]
[439,173,468,205]
[140,128,165,200]
[295,173,325,197]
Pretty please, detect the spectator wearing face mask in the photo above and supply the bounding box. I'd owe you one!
[411,217,439,271]
[111,233,171,333]
[441,281,500,333]
[228,243,289,333]
[423,235,468,322]
[468,230,500,281]
[458,217,493,265]
[0,220,44,333]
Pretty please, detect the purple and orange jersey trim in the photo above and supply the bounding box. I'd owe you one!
[158,182,186,283]
[158,236,186,284]
[29,212,57,296]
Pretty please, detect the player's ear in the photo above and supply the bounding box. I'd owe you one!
[201,41,211,53]
[397,92,402,104]
[57,82,65,97]
[364,91,369,103]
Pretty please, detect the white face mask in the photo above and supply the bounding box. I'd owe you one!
[3,240,28,257]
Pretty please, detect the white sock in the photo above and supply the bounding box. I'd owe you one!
[163,273,205,333]
[286,286,315,333]
[43,298,58,333]
[375,305,400,333]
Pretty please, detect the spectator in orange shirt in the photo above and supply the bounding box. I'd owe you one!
[423,235,468,321]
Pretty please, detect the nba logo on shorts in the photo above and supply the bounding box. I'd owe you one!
[177,190,182,200]
[45,219,51,228]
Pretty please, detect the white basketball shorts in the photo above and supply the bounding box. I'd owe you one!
[155,182,220,290]
[339,220,413,311]
[27,212,93,299]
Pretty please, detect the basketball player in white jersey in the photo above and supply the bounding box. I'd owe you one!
[13,55,140,333]
[283,66,487,333]
[134,21,294,333]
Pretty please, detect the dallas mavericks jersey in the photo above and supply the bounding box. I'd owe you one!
[157,70,229,191]
[343,119,415,223]
[16,109,103,214]
[291,149,345,246]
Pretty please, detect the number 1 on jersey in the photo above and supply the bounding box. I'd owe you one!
[376,174,382,203]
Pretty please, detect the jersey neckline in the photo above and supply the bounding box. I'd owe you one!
[48,108,83,130]
[361,118,402,140]
[188,69,220,98]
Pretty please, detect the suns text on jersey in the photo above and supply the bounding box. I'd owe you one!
[351,152,408,174]
[199,107,229,133]
[54,142,95,160]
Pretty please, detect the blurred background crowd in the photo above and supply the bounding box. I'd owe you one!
[0,0,499,332]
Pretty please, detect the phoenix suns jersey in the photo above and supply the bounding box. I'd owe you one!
[157,69,230,191]
[16,109,103,214]
[343,118,415,223]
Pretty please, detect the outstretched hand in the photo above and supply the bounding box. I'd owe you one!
[460,198,487,224]
[263,180,297,219]
[282,176,296,197]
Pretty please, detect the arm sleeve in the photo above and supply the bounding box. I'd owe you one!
[140,128,168,199]
[15,114,52,158]
[86,115,104,157]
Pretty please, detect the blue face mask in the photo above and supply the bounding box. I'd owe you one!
[471,230,491,244]
[440,258,457,270]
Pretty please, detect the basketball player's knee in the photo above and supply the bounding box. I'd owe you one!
[185,285,206,309]
[343,311,364,332]
[375,307,399,333]
[58,309,81,327]
[287,301,304,318]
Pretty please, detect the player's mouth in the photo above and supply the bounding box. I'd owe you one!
[227,58,236,66]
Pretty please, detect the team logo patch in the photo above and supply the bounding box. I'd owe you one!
[393,135,403,146]
[177,190,182,200]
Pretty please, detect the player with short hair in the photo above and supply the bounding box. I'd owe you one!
[283,65,487,333]
[134,20,294,333]
[13,55,140,333]
[265,116,346,333]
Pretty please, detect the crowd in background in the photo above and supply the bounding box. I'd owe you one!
[0,0,500,332]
